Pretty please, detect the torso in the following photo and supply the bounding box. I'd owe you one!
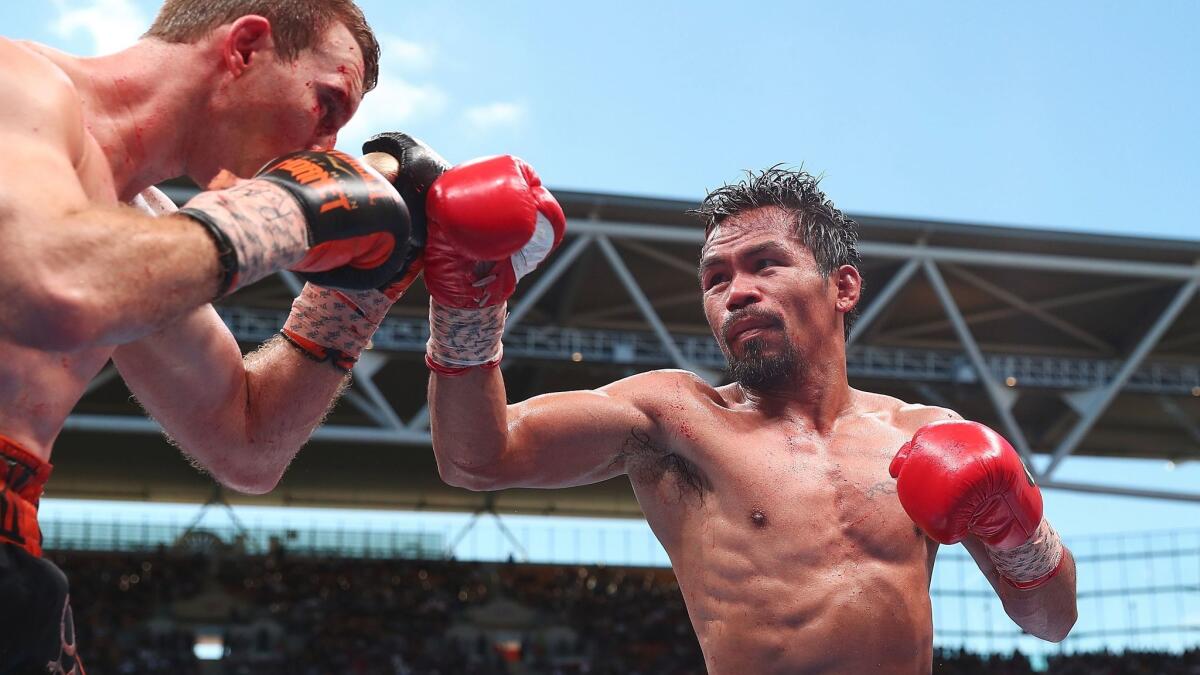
[0,39,163,459]
[623,371,947,674]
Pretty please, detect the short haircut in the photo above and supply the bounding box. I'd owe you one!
[145,0,380,92]
[693,166,863,339]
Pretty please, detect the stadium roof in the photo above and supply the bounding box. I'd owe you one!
[55,187,1200,514]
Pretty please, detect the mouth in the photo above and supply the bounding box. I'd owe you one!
[725,317,780,345]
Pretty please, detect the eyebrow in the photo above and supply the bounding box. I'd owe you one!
[698,241,793,278]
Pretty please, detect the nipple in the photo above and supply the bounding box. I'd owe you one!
[750,509,767,528]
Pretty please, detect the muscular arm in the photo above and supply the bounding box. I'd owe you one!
[962,535,1078,642]
[0,40,222,351]
[113,317,347,494]
[110,189,344,493]
[893,404,1078,642]
[429,368,671,491]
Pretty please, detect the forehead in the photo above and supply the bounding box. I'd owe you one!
[303,22,366,95]
[701,206,802,259]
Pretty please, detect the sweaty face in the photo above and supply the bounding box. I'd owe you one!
[699,206,841,392]
[205,22,366,179]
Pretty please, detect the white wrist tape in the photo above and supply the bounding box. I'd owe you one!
[986,518,1065,590]
[427,299,507,368]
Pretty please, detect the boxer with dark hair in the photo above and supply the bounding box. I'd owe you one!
[0,3,415,670]
[426,166,1077,674]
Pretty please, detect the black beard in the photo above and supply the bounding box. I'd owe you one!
[727,335,798,392]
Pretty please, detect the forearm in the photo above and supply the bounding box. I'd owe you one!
[997,548,1077,642]
[963,532,1079,642]
[428,367,512,488]
[116,313,347,493]
[1,204,220,351]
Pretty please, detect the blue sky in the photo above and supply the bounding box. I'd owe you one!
[9,0,1200,651]
[11,1,1199,240]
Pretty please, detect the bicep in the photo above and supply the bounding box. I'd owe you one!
[500,382,659,489]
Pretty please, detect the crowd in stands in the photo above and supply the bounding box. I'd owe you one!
[47,546,1199,674]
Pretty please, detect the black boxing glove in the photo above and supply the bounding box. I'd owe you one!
[178,149,412,294]
[361,131,452,288]
[277,136,450,372]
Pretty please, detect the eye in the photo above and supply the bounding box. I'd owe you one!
[703,273,728,291]
[755,258,780,271]
[316,90,344,132]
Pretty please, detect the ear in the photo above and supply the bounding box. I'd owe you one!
[833,264,862,315]
[221,15,273,76]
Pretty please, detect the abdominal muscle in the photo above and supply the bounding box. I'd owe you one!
[675,542,935,674]
[627,396,941,674]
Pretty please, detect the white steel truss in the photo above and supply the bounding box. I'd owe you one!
[65,216,1200,503]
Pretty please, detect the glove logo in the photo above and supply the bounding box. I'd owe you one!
[270,155,355,214]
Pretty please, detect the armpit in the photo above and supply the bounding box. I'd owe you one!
[618,428,710,501]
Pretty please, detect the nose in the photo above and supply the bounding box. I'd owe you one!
[725,272,762,312]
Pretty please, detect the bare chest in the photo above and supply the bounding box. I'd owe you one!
[628,418,925,562]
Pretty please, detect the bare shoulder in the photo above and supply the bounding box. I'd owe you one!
[599,368,720,414]
[894,401,963,436]
[0,38,84,151]
[854,389,963,435]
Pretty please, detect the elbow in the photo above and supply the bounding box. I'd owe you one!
[1041,606,1078,644]
[211,463,284,495]
[1014,603,1077,644]
[436,458,508,492]
[192,444,288,495]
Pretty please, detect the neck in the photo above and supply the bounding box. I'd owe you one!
[739,347,853,433]
[58,40,207,201]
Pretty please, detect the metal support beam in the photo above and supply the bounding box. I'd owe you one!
[616,239,702,277]
[945,264,1113,354]
[349,378,405,430]
[848,258,920,346]
[924,260,1035,465]
[1040,479,1200,504]
[278,270,305,295]
[83,364,119,396]
[406,405,430,431]
[1158,396,1200,448]
[912,383,954,409]
[1043,277,1200,477]
[1159,327,1200,352]
[571,290,700,323]
[342,390,395,428]
[506,234,595,332]
[569,219,1200,280]
[596,235,716,380]
[883,279,1164,341]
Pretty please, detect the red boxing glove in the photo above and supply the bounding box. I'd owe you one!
[890,420,1065,589]
[423,156,566,373]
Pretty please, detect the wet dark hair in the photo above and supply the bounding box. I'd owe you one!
[146,0,380,92]
[693,165,862,340]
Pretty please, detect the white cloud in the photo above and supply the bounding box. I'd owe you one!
[339,70,449,151]
[51,0,147,56]
[463,102,526,132]
[379,35,434,72]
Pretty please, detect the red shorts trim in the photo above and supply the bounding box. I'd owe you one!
[0,435,52,557]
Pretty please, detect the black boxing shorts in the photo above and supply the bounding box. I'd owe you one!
[0,436,84,675]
